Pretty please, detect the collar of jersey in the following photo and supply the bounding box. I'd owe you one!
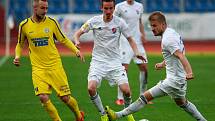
[31,16,46,23]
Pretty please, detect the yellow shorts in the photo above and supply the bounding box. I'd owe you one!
[32,66,71,96]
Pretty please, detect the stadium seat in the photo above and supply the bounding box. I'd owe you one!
[8,0,215,24]
[165,0,180,13]
[73,0,89,13]
[185,0,215,12]
[146,0,180,13]
[9,0,31,24]
[48,0,69,14]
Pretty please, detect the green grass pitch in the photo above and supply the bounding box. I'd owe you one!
[0,55,214,121]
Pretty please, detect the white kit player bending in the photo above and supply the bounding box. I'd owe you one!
[106,11,207,121]
[74,0,145,121]
[114,0,149,105]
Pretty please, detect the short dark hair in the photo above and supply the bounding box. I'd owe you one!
[148,11,166,24]
[33,0,48,7]
[101,0,115,7]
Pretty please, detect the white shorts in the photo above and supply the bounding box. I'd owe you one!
[120,37,147,64]
[88,62,128,88]
[149,78,187,99]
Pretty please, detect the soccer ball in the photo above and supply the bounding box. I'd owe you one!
[139,119,149,121]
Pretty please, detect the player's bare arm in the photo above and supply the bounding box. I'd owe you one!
[174,50,194,80]
[76,51,85,62]
[74,29,86,62]
[127,36,146,62]
[74,28,85,49]
[139,18,147,44]
[155,60,165,70]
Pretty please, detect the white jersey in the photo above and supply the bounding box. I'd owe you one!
[81,15,131,69]
[114,1,143,44]
[162,27,186,82]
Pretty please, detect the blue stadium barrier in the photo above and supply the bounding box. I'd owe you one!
[9,0,215,24]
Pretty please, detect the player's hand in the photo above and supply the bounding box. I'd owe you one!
[186,73,194,80]
[155,62,165,70]
[76,51,85,62]
[75,40,81,50]
[135,53,146,62]
[13,58,20,67]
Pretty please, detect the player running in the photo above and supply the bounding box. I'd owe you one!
[13,0,84,121]
[74,0,145,120]
[106,11,207,121]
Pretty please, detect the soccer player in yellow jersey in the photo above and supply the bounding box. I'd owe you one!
[13,0,84,121]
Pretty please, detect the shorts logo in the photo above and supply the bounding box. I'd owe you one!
[122,51,126,55]
[60,85,70,93]
[112,28,117,33]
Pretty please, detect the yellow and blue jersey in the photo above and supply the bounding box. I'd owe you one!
[15,16,79,69]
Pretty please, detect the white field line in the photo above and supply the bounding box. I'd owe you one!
[0,56,9,67]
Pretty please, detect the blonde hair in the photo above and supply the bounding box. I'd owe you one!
[148,11,166,24]
[33,0,47,7]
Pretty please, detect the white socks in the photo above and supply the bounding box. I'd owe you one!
[116,95,147,118]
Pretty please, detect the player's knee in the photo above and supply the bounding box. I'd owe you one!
[60,95,70,103]
[174,98,187,106]
[122,90,131,97]
[38,94,49,103]
[143,91,153,101]
[139,64,148,71]
[88,86,97,96]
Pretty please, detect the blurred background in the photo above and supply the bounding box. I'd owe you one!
[0,0,215,56]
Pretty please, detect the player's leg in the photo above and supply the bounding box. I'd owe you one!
[117,38,132,105]
[39,94,62,121]
[118,83,135,121]
[165,78,206,121]
[106,91,150,120]
[106,83,166,120]
[113,68,134,121]
[60,95,84,121]
[50,67,83,121]
[88,80,108,121]
[33,69,62,121]
[119,83,132,108]
[137,63,148,94]
[137,63,154,105]
[175,98,207,121]
[134,45,148,95]
[116,64,129,105]
[116,86,124,105]
[88,63,108,121]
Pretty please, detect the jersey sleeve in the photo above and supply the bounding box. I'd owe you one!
[15,19,27,58]
[165,37,180,55]
[120,18,131,38]
[52,18,79,54]
[81,17,94,33]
